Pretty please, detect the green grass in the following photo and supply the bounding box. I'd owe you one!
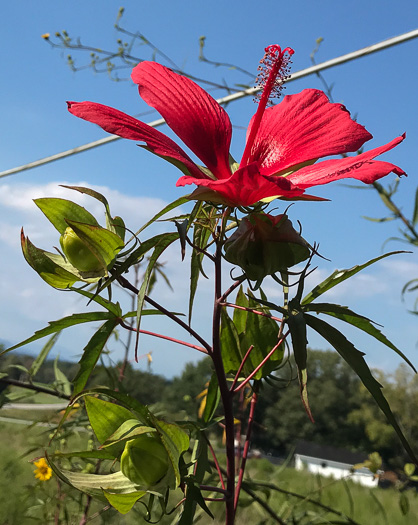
[0,416,416,524]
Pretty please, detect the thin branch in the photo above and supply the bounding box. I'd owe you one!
[117,274,212,353]
[233,329,289,394]
[206,436,226,490]
[234,385,259,510]
[0,377,71,400]
[118,319,208,354]
[229,345,255,392]
[221,302,283,323]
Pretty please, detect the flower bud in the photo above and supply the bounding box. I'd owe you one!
[60,227,103,272]
[120,434,169,488]
[224,213,310,281]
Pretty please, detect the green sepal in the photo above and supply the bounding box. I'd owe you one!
[21,230,83,289]
[65,219,124,271]
[103,490,147,514]
[47,454,147,500]
[102,420,156,449]
[85,395,136,456]
[34,197,99,234]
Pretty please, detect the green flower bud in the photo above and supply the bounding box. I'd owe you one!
[60,227,103,272]
[224,213,310,282]
[120,434,169,488]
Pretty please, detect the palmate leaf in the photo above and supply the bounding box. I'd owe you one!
[301,251,405,305]
[2,311,115,355]
[305,314,418,464]
[72,319,119,395]
[221,288,284,379]
[303,302,416,372]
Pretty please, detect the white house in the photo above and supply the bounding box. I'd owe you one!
[294,441,379,487]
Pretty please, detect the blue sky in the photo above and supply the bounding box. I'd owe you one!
[0,1,417,377]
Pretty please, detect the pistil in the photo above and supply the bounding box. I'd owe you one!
[240,45,294,168]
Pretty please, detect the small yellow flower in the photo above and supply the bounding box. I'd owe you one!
[33,458,53,481]
[41,33,50,40]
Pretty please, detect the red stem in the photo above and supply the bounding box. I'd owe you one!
[221,302,283,323]
[119,320,208,354]
[229,345,255,392]
[210,236,236,524]
[206,437,226,490]
[233,329,289,394]
[234,385,259,510]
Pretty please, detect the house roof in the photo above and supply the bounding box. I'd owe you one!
[294,440,367,465]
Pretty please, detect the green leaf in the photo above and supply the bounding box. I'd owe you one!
[103,490,146,514]
[404,463,415,477]
[72,319,118,395]
[412,186,418,226]
[189,216,211,324]
[399,492,410,516]
[178,481,214,524]
[304,302,416,372]
[202,373,220,423]
[134,233,179,352]
[305,314,418,464]
[54,357,72,397]
[70,288,122,317]
[287,307,312,421]
[29,332,60,378]
[152,418,189,488]
[220,308,242,375]
[2,312,114,355]
[134,196,189,237]
[34,197,99,234]
[301,251,406,305]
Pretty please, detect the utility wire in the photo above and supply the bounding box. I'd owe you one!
[1,28,417,180]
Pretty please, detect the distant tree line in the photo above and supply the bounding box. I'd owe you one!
[1,347,417,469]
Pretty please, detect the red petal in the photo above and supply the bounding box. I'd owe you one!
[67,101,206,180]
[246,89,373,176]
[131,62,232,180]
[287,134,406,188]
[177,163,305,207]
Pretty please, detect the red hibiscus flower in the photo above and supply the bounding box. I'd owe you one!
[67,45,405,207]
